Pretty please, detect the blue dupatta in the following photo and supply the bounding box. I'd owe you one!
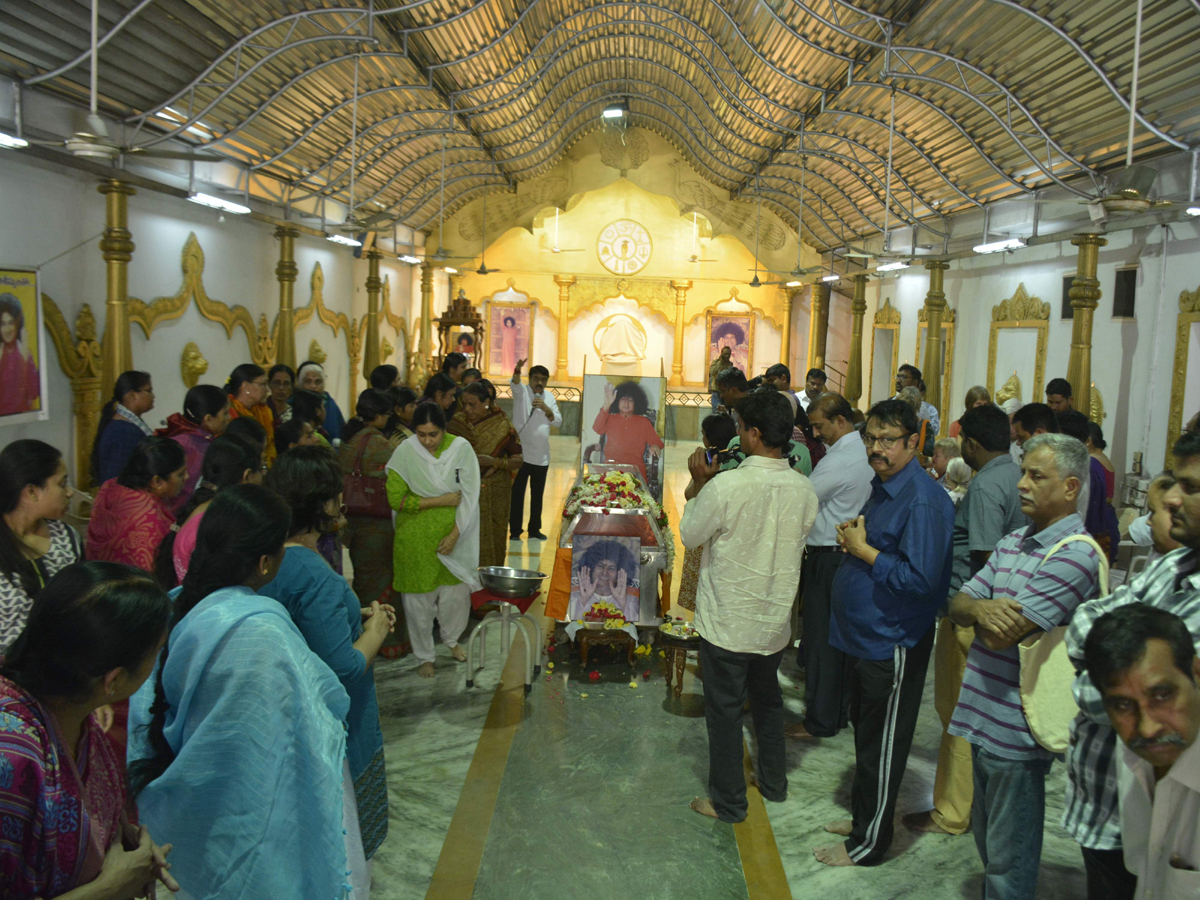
[128,586,351,900]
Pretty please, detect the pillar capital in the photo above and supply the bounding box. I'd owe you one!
[553,274,577,288]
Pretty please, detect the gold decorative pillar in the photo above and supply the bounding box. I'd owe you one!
[781,287,798,369]
[362,248,382,379]
[808,282,830,370]
[409,264,435,388]
[553,274,576,381]
[669,279,691,386]
[274,225,299,368]
[98,179,136,399]
[1067,233,1107,415]
[845,274,869,406]
[921,259,950,417]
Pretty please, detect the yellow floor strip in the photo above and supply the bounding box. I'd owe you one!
[735,752,795,900]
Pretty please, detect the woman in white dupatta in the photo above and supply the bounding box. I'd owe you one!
[386,401,482,677]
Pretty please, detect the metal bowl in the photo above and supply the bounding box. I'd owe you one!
[477,566,548,599]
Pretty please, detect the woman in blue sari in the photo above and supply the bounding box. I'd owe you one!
[261,445,393,863]
[128,484,359,899]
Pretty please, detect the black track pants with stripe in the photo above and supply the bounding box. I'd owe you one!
[844,625,935,865]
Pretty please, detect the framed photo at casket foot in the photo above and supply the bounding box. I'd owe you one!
[568,534,642,624]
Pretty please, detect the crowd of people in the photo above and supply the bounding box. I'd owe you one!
[0,350,556,897]
[684,360,1199,899]
[2,346,1198,899]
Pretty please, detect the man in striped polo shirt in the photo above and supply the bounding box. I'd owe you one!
[947,433,1103,899]
[1064,430,1200,900]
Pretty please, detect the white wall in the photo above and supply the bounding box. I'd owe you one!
[0,153,415,482]
[866,219,1200,475]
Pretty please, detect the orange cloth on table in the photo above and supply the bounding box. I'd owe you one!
[591,409,664,482]
[229,394,277,464]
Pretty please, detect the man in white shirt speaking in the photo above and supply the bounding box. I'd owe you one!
[1084,604,1200,900]
[510,358,561,541]
[681,391,819,823]
[789,392,874,739]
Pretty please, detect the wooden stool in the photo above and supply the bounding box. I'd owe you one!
[658,631,700,699]
[577,629,636,668]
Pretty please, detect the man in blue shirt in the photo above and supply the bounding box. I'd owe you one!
[814,399,955,867]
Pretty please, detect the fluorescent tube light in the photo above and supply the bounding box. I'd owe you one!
[1187,206,1200,217]
[822,274,839,283]
[786,280,802,287]
[973,237,1026,254]
[327,234,362,247]
[602,105,625,119]
[188,192,250,215]
[443,266,458,274]
[399,254,422,265]
[0,132,30,149]
[876,261,909,272]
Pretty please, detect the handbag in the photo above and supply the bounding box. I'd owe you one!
[344,434,392,519]
[1018,533,1109,754]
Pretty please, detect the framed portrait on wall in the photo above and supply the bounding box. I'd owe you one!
[0,267,48,426]
[706,311,754,377]
[486,302,533,378]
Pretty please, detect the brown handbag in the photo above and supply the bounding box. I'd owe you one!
[344,434,392,519]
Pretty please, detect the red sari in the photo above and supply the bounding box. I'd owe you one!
[0,677,135,898]
[86,479,175,573]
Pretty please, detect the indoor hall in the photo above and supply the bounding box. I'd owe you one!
[1,1,1200,899]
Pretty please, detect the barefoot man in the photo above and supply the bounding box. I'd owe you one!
[680,392,817,822]
[816,399,954,866]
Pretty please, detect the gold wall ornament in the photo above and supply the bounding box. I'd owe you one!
[565,274,677,323]
[348,317,366,411]
[1090,382,1105,425]
[874,297,902,325]
[382,337,394,363]
[1166,283,1200,467]
[381,274,403,331]
[596,219,652,276]
[42,296,103,490]
[991,283,1051,322]
[987,284,1049,403]
[996,372,1023,405]
[180,342,208,388]
[868,299,901,405]
[308,339,327,365]
[127,233,272,367]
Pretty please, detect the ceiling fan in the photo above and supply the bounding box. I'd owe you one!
[747,158,824,280]
[474,191,502,275]
[22,0,222,164]
[745,180,800,288]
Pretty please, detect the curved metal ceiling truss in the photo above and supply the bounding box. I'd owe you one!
[12,0,1198,242]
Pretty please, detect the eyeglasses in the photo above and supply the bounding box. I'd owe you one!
[861,432,910,449]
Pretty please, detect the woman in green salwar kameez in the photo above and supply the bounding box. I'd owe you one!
[385,402,482,678]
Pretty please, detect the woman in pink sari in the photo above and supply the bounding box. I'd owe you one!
[156,385,230,515]
[88,437,187,573]
[0,292,40,416]
[0,560,178,898]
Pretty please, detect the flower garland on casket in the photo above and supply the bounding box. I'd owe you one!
[562,471,675,569]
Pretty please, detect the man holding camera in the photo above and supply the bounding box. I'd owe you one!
[681,391,818,823]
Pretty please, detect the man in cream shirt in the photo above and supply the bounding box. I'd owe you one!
[681,391,818,823]
[1084,604,1200,900]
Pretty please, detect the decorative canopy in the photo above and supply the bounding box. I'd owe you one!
[4,0,1198,250]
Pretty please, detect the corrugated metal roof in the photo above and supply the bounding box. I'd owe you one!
[2,0,1197,247]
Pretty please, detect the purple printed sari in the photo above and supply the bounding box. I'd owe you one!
[0,677,132,898]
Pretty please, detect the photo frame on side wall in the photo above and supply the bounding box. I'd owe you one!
[1167,283,1200,467]
[986,283,1049,406]
[868,298,901,406]
[0,267,49,426]
[705,311,754,379]
[485,300,533,378]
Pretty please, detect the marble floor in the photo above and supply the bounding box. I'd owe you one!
[366,436,1090,900]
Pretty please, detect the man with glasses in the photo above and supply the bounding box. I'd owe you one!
[814,399,955,867]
